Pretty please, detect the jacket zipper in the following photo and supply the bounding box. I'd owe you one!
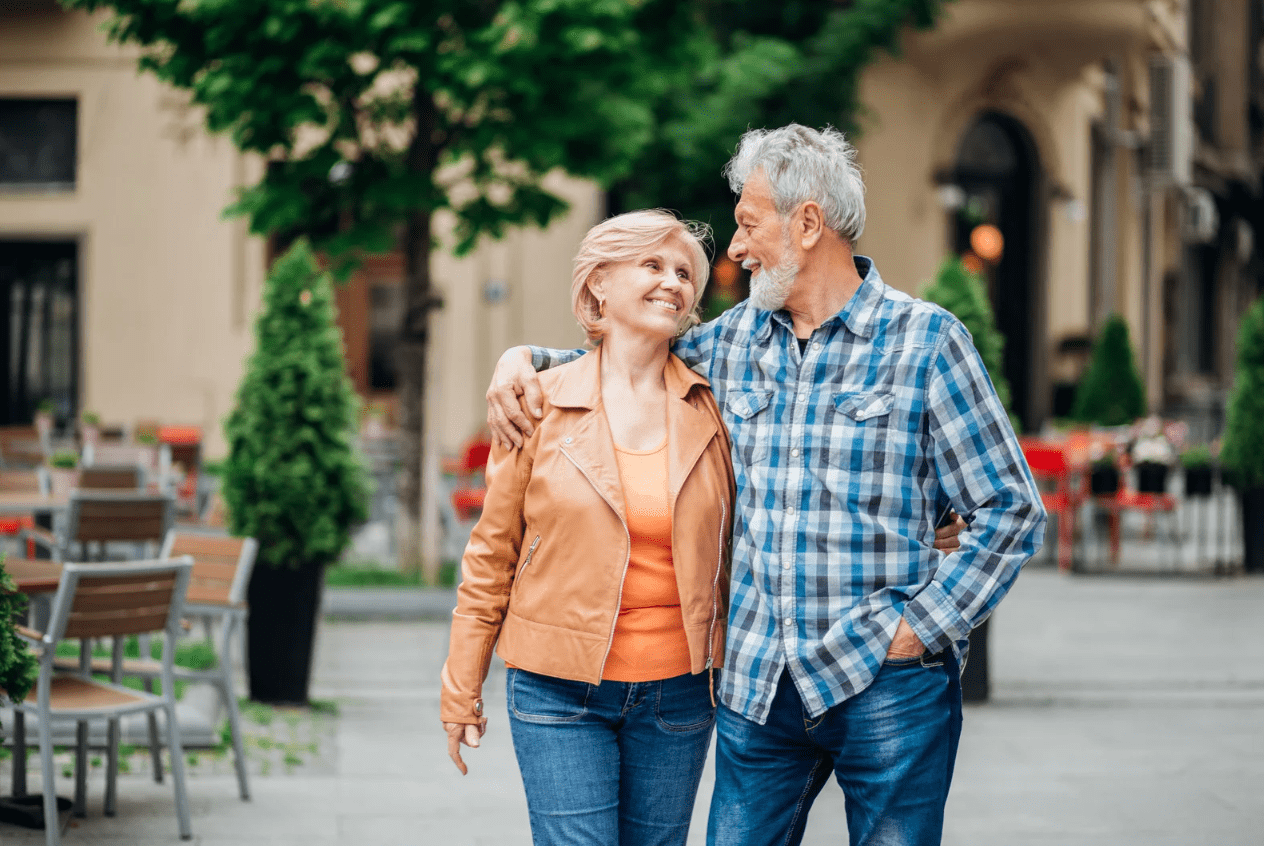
[705,498,726,670]
[519,534,541,576]
[561,448,632,682]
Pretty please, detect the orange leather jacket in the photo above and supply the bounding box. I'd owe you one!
[441,347,736,724]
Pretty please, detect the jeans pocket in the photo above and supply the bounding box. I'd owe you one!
[508,668,590,724]
[654,673,716,732]
[882,654,924,667]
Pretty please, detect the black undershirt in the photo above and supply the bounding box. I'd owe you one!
[797,337,809,355]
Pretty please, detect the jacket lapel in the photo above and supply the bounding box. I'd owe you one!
[664,356,717,507]
[550,347,627,523]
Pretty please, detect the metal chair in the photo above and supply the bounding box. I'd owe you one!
[23,490,174,563]
[62,531,258,800]
[77,464,144,491]
[9,557,195,846]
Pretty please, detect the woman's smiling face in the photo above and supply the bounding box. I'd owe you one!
[590,237,699,344]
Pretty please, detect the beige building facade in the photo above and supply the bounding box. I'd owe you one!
[2,0,1260,467]
[0,2,600,460]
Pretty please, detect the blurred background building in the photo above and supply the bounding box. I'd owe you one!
[1,0,1261,458]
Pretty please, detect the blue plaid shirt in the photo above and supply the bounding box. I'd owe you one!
[532,257,1045,724]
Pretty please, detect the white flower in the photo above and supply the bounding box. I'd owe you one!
[1131,435,1175,465]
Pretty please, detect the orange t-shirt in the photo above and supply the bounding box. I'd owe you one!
[602,438,693,682]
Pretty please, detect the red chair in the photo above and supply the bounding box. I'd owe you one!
[1021,441,1084,572]
[450,433,491,521]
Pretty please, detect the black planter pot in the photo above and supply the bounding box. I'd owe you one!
[1135,462,1170,494]
[1183,466,1214,497]
[960,618,989,703]
[1090,466,1120,496]
[246,562,325,704]
[1241,488,1264,575]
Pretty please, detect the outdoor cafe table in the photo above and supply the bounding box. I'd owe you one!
[4,557,62,595]
[0,491,67,516]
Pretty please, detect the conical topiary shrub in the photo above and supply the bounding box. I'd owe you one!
[1070,314,1147,427]
[222,239,369,703]
[1219,296,1264,572]
[923,257,1020,431]
[0,557,38,725]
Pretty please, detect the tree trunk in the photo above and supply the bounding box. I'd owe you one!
[397,88,440,579]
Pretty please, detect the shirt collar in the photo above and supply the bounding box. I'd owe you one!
[754,255,886,343]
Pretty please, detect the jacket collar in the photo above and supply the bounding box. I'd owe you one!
[549,344,719,521]
[549,343,710,410]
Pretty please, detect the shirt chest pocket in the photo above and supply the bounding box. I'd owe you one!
[725,390,774,465]
[824,390,894,472]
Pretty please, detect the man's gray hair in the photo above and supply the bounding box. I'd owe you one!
[723,124,866,243]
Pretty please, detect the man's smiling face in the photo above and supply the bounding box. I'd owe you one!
[728,169,799,311]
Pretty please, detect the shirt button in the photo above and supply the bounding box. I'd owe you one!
[783,618,793,629]
[786,506,795,515]
[564,437,572,444]
[812,342,821,350]
[783,558,792,568]
[790,448,799,457]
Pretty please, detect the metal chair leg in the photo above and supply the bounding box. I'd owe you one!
[163,701,193,839]
[38,711,60,846]
[219,674,251,800]
[104,716,119,816]
[12,710,27,797]
[73,720,88,818]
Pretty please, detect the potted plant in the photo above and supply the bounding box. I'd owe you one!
[1219,296,1264,573]
[79,410,102,447]
[1130,417,1175,494]
[1,557,39,735]
[1070,314,1147,427]
[1180,444,1215,497]
[1089,445,1120,495]
[33,399,56,440]
[46,449,80,497]
[222,240,369,704]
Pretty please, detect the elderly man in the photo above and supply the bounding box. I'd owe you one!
[486,124,1045,846]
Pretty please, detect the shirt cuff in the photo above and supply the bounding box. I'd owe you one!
[903,581,971,655]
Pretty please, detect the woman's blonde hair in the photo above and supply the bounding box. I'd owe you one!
[571,210,712,343]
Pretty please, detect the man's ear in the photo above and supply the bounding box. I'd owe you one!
[799,202,826,249]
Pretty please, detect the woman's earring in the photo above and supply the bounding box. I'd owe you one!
[598,298,605,318]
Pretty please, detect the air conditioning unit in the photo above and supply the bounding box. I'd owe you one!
[1148,55,1192,185]
[1182,186,1219,243]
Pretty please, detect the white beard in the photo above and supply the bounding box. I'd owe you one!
[747,257,799,311]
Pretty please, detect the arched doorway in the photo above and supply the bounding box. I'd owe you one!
[949,112,1040,430]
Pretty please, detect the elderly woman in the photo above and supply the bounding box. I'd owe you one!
[441,209,735,846]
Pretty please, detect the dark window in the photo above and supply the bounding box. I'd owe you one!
[368,282,402,390]
[0,99,77,190]
[0,241,79,425]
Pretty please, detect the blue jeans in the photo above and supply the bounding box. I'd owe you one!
[507,667,716,846]
[707,652,963,846]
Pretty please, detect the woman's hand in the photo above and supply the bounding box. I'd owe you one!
[444,720,488,775]
[933,512,967,551]
[487,346,544,449]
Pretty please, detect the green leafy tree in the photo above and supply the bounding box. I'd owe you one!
[922,257,1019,431]
[1070,314,1147,427]
[1220,297,1264,490]
[0,557,39,718]
[64,0,706,577]
[613,0,953,252]
[222,240,369,571]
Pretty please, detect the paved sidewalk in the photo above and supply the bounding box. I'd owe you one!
[3,566,1262,844]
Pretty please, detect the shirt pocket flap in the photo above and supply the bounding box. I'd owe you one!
[726,390,773,420]
[835,391,893,421]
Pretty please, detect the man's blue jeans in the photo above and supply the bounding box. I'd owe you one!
[707,652,963,846]
[506,667,715,846]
